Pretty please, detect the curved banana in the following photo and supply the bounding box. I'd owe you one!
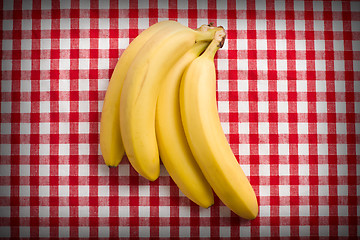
[100,21,182,167]
[120,24,219,181]
[179,29,259,219]
[155,42,214,208]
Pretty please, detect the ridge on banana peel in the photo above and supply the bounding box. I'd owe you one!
[120,22,220,181]
[180,29,259,219]
[100,21,182,167]
[156,41,214,208]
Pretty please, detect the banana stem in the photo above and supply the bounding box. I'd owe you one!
[195,26,225,43]
[201,28,226,60]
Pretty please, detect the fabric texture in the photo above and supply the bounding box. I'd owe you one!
[0,0,359,238]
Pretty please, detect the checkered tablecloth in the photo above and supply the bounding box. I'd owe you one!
[1,0,359,238]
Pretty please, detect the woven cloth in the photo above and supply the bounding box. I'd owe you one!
[1,0,359,238]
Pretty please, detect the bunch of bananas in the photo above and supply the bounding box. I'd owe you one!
[100,21,258,220]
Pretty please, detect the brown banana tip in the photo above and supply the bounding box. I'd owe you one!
[208,22,214,27]
[218,35,226,48]
[108,165,117,168]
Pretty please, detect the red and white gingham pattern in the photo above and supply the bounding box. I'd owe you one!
[1,0,359,238]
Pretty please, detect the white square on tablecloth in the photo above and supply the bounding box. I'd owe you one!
[299,226,310,236]
[318,164,328,176]
[296,80,307,92]
[60,0,71,9]
[0,226,11,238]
[59,227,70,238]
[316,101,327,113]
[99,0,109,9]
[279,205,290,216]
[279,185,290,196]
[319,226,329,236]
[138,18,149,30]
[39,186,49,197]
[257,79,268,91]
[298,185,309,196]
[78,227,89,238]
[139,227,150,238]
[19,227,30,238]
[78,206,89,217]
[259,205,270,217]
[2,60,12,71]
[237,59,248,71]
[179,206,190,217]
[40,38,51,50]
[58,185,69,196]
[159,206,170,217]
[318,205,329,216]
[20,39,32,50]
[318,144,328,155]
[39,164,50,176]
[40,59,50,71]
[260,185,270,196]
[39,122,50,135]
[79,38,90,49]
[239,143,250,156]
[1,123,11,135]
[60,38,70,50]
[3,40,12,51]
[314,40,325,50]
[338,205,348,216]
[298,164,309,176]
[333,21,343,32]
[220,227,230,238]
[158,0,168,9]
[296,60,306,71]
[0,165,10,176]
[19,206,31,217]
[299,205,310,216]
[257,59,267,71]
[3,20,13,30]
[256,39,267,50]
[179,227,190,237]
[97,186,109,196]
[1,80,12,92]
[276,39,286,50]
[59,122,69,134]
[298,144,309,155]
[259,226,271,237]
[21,60,32,71]
[295,20,305,31]
[334,80,345,92]
[39,227,50,238]
[0,186,10,197]
[22,19,32,30]
[58,101,69,113]
[218,101,229,113]
[334,60,345,71]
[39,206,49,217]
[99,18,110,29]
[258,101,268,113]
[39,144,50,156]
[277,79,287,92]
[333,40,344,51]
[98,58,109,70]
[98,206,109,217]
[314,20,324,31]
[280,226,290,236]
[0,207,10,218]
[59,58,70,70]
[79,18,90,29]
[20,101,31,113]
[119,185,129,196]
[78,122,89,134]
[19,186,30,196]
[199,227,210,237]
[20,122,31,134]
[236,19,247,31]
[98,227,110,238]
[313,1,323,11]
[279,144,289,155]
[255,0,266,10]
[240,226,251,237]
[278,122,289,134]
[317,123,327,134]
[21,80,32,92]
[258,122,269,134]
[337,144,347,155]
[259,144,269,156]
[41,19,51,30]
[295,39,306,50]
[78,144,89,155]
[79,58,89,70]
[278,101,288,113]
[79,101,89,112]
[60,18,70,30]
[338,226,349,236]
[138,0,149,8]
[217,80,229,92]
[275,20,286,31]
[256,19,267,31]
[20,144,30,155]
[278,164,289,176]
[119,206,129,217]
[78,164,89,176]
[318,185,329,196]
[315,59,326,71]
[336,122,347,134]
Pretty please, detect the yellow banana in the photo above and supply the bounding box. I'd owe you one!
[179,29,259,219]
[155,42,214,208]
[120,23,219,181]
[100,21,181,167]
